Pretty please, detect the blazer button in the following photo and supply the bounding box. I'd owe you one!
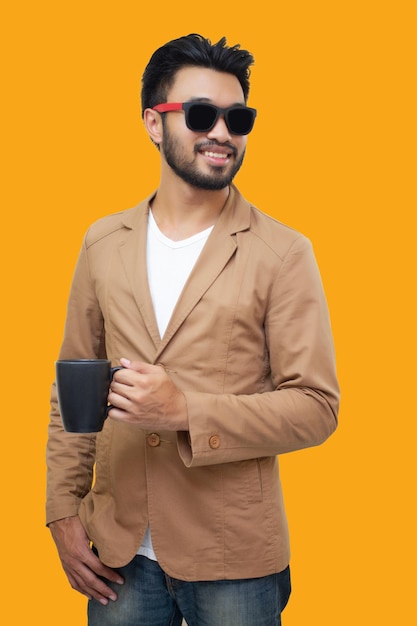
[209,435,221,449]
[147,433,161,447]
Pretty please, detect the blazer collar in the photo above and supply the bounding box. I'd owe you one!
[121,185,251,234]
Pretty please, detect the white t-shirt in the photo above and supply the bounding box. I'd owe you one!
[138,209,213,561]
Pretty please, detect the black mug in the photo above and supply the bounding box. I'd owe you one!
[56,359,122,433]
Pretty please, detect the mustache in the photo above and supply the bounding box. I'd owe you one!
[194,140,238,157]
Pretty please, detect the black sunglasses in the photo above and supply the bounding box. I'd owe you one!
[152,101,257,135]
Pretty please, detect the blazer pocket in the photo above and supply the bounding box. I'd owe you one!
[244,458,263,504]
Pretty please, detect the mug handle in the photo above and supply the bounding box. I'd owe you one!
[106,366,124,415]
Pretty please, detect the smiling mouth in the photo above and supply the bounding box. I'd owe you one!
[202,150,231,160]
[196,142,237,163]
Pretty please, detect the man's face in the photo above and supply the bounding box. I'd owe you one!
[159,67,248,190]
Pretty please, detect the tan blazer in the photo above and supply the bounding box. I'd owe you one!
[46,185,339,581]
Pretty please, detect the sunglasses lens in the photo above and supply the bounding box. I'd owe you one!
[184,103,256,135]
[227,108,256,135]
[187,104,218,132]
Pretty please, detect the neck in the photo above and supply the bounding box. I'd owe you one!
[150,173,230,241]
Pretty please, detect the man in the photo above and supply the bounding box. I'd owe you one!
[46,34,339,625]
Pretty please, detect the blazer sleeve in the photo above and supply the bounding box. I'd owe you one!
[46,236,106,525]
[177,235,340,467]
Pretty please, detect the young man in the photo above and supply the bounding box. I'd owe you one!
[46,34,339,625]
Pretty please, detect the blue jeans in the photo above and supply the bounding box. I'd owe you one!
[88,555,291,626]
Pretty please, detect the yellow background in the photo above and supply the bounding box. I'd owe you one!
[1,1,415,623]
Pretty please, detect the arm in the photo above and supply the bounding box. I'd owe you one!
[46,238,123,602]
[177,235,339,466]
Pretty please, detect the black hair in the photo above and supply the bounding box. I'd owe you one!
[141,34,254,116]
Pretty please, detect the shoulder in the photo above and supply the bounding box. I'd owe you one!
[247,204,312,260]
[84,200,149,248]
[231,187,310,259]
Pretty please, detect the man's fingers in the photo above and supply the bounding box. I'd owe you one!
[66,556,122,604]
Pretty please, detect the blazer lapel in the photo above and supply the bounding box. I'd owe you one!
[154,186,251,359]
[118,195,161,350]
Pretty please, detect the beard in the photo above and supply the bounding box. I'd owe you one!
[161,123,246,191]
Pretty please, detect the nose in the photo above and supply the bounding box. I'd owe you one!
[206,114,232,143]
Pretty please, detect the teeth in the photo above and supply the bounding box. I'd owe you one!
[204,151,228,159]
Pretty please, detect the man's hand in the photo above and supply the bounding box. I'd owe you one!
[108,358,188,431]
[49,516,124,605]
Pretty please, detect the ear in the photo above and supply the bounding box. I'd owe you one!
[143,108,163,146]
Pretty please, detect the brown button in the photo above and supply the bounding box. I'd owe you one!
[147,433,161,447]
[209,435,221,449]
